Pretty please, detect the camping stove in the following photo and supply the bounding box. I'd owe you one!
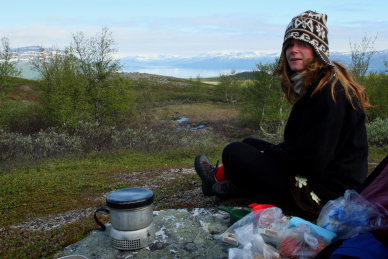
[94,188,156,250]
[110,222,155,250]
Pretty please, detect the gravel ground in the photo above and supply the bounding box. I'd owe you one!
[12,208,97,232]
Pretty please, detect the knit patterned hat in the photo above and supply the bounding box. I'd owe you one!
[282,10,334,66]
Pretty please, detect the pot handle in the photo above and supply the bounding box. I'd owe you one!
[94,208,109,231]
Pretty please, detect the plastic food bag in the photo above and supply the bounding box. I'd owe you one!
[217,207,287,259]
[218,211,257,247]
[253,206,285,230]
[218,207,287,247]
[289,217,337,243]
[229,232,280,259]
[317,190,388,239]
[278,224,328,259]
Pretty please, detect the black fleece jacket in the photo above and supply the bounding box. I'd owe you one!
[264,78,368,202]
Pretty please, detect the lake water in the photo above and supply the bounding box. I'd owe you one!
[17,62,246,80]
[121,67,246,79]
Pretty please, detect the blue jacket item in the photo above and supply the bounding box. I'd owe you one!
[331,232,388,259]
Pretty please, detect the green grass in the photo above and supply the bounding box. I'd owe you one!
[0,148,219,228]
[368,145,387,166]
[1,217,98,259]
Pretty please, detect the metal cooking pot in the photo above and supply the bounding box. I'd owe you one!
[94,187,154,231]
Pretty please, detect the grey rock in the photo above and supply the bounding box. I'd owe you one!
[55,208,233,259]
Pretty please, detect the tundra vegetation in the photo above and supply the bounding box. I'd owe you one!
[0,30,387,258]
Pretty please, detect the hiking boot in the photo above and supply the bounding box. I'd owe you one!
[194,154,218,196]
[212,181,247,199]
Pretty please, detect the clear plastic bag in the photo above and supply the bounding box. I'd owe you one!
[217,207,287,259]
[228,232,280,259]
[317,189,388,239]
[277,224,329,259]
[218,207,287,247]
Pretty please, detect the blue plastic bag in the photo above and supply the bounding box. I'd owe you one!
[317,190,388,239]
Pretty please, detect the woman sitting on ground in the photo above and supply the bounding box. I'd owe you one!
[195,10,371,218]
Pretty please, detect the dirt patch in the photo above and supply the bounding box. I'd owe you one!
[202,80,220,85]
[152,103,240,122]
[150,103,257,140]
[112,168,195,191]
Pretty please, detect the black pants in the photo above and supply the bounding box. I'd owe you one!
[222,138,296,208]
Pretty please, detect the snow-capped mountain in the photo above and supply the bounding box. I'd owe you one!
[9,47,388,79]
[330,50,388,73]
[120,50,388,77]
[120,51,280,71]
[12,46,42,52]
[10,46,55,62]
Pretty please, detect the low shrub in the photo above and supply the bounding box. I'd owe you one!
[366,118,388,148]
[111,122,219,153]
[0,121,220,169]
[0,129,81,162]
[74,121,116,152]
[33,130,82,158]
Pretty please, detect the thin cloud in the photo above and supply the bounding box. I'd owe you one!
[1,12,387,57]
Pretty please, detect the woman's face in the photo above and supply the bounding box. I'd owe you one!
[285,39,314,72]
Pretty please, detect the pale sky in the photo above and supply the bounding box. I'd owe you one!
[1,0,388,57]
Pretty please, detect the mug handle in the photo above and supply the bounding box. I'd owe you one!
[94,208,110,231]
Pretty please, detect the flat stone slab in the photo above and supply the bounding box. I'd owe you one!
[55,208,233,259]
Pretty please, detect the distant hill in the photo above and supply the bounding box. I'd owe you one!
[232,71,258,80]
[204,71,258,81]
[3,72,203,105]
[119,72,199,87]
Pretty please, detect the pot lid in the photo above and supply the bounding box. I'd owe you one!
[106,187,154,209]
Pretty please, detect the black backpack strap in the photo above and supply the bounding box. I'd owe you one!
[357,155,388,193]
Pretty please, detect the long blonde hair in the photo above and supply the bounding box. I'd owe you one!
[276,53,372,109]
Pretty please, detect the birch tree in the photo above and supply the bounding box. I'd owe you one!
[0,37,21,91]
[350,34,377,80]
